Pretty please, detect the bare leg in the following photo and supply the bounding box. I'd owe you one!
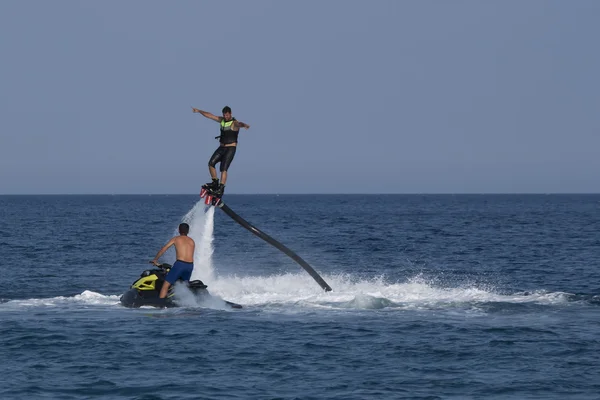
[209,166,218,180]
[220,171,228,185]
[159,281,171,298]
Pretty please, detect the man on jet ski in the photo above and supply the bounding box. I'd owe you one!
[150,223,195,299]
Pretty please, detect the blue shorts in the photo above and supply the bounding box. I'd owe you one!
[165,260,194,284]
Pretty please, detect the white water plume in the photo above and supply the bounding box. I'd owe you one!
[179,201,216,284]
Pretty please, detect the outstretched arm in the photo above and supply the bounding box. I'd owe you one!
[234,120,250,130]
[150,238,175,265]
[192,107,222,123]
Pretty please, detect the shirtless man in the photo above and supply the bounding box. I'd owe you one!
[192,105,250,196]
[150,223,195,299]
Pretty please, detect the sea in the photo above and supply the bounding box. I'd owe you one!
[1,194,599,400]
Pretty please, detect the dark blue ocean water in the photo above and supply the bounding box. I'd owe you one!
[1,194,599,399]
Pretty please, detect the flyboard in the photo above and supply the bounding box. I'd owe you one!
[200,184,333,292]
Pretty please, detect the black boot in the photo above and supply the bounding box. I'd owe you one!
[215,184,225,197]
[204,178,219,191]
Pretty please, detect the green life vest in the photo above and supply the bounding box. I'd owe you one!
[219,118,239,144]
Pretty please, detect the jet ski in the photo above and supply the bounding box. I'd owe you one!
[120,263,242,309]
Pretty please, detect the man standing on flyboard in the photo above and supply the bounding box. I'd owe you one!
[192,106,250,197]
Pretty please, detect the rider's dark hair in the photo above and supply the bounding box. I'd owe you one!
[179,223,190,235]
[222,106,232,114]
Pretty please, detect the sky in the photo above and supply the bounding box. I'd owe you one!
[1,0,599,194]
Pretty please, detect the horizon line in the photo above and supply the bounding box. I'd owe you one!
[1,192,600,196]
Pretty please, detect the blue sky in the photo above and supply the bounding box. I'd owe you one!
[1,0,599,194]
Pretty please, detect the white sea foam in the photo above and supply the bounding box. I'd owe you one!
[0,290,121,310]
[0,275,573,312]
[200,272,573,310]
[171,282,236,311]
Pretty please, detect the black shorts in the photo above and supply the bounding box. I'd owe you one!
[208,146,237,172]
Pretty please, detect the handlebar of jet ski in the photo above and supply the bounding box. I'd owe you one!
[148,262,172,270]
